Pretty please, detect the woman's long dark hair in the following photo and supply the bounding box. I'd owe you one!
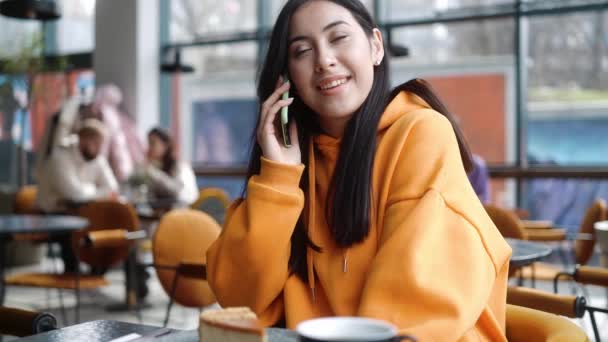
[148,127,177,175]
[246,0,472,281]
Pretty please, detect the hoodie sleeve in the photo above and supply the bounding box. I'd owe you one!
[206,157,305,325]
[358,112,509,341]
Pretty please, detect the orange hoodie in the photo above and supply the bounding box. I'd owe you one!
[207,91,512,341]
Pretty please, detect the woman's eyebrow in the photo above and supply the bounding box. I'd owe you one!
[288,20,350,45]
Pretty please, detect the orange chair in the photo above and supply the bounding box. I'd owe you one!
[554,265,608,341]
[5,200,142,324]
[12,185,49,242]
[484,204,528,240]
[484,204,528,278]
[191,187,231,225]
[506,304,588,341]
[507,286,586,320]
[13,185,39,214]
[152,208,220,326]
[519,199,607,284]
[72,200,141,271]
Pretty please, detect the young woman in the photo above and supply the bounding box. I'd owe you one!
[138,127,198,205]
[207,1,511,340]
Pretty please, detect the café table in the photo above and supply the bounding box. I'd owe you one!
[12,320,298,342]
[0,214,89,305]
[506,238,553,268]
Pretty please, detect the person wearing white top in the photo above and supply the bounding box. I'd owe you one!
[36,118,119,213]
[133,127,198,205]
[36,117,118,273]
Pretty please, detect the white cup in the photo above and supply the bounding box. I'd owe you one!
[296,317,416,342]
[594,220,608,267]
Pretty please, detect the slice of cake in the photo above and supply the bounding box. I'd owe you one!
[199,307,267,342]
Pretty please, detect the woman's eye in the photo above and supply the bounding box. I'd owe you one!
[331,35,348,43]
[294,48,311,57]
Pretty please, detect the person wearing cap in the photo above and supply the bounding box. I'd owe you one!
[37,117,118,213]
[36,117,119,273]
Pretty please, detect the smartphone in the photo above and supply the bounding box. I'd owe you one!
[280,75,292,147]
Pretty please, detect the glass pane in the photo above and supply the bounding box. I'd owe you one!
[0,17,41,56]
[54,0,96,53]
[391,19,513,63]
[378,0,514,22]
[526,11,608,166]
[170,0,257,42]
[180,41,258,78]
[267,0,375,26]
[175,42,258,168]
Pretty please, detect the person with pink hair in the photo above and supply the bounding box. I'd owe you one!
[93,84,145,182]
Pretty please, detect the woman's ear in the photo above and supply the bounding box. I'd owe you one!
[371,28,385,66]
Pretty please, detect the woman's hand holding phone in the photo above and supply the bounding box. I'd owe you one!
[257,75,301,165]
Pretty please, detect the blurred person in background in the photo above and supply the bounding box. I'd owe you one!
[34,96,80,182]
[131,127,198,205]
[36,117,118,272]
[468,153,491,204]
[93,84,145,182]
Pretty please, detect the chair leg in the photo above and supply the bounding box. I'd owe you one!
[553,272,573,294]
[57,289,68,326]
[163,272,180,327]
[517,268,524,286]
[74,245,81,324]
[558,241,573,267]
[588,310,601,342]
[581,285,591,303]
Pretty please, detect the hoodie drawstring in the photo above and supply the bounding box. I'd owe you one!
[343,249,348,273]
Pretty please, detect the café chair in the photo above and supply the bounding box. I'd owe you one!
[13,185,39,214]
[507,286,605,342]
[554,265,608,341]
[513,208,530,220]
[505,304,588,342]
[5,200,142,325]
[12,185,49,242]
[0,306,57,337]
[151,208,220,326]
[507,286,586,319]
[484,204,528,278]
[484,204,528,240]
[72,200,141,271]
[191,187,231,225]
[519,199,607,285]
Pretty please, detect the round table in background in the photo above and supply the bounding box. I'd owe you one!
[506,238,553,268]
[0,214,89,304]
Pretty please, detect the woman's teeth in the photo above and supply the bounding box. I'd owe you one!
[320,78,347,90]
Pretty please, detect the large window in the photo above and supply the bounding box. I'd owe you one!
[166,0,608,214]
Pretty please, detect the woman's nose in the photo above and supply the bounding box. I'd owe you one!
[314,47,337,73]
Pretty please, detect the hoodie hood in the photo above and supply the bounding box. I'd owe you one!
[377,91,431,131]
